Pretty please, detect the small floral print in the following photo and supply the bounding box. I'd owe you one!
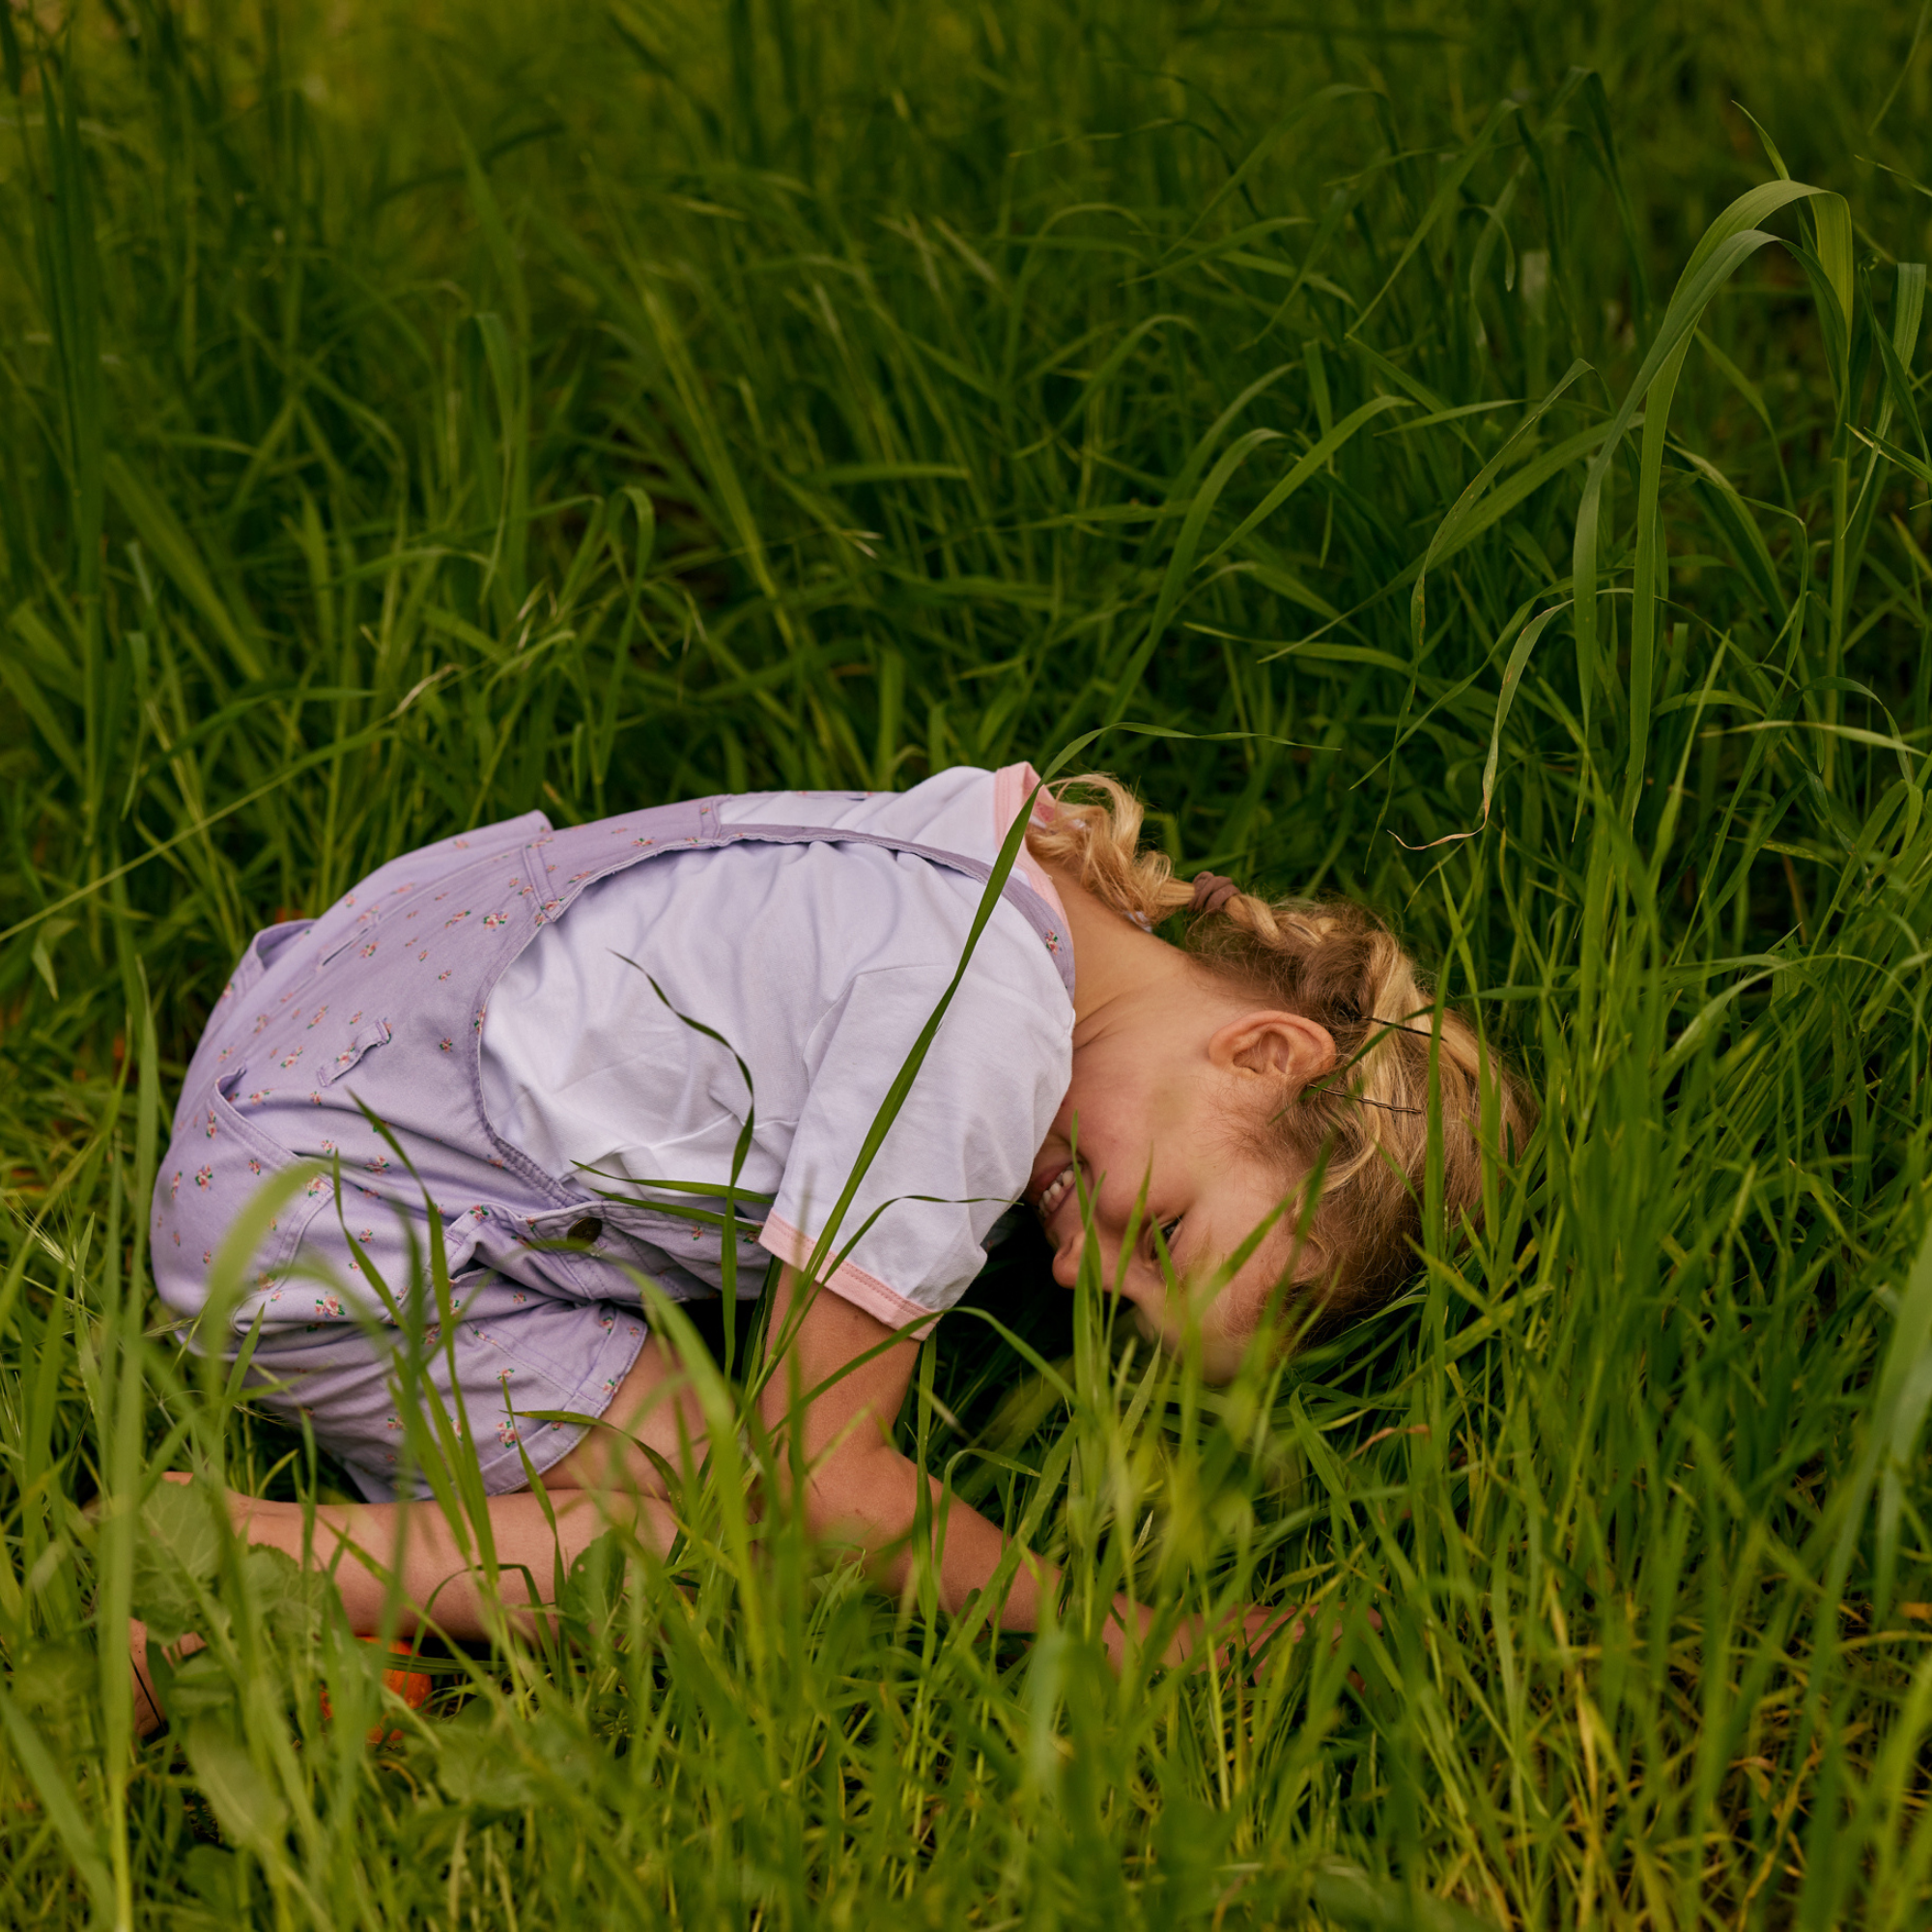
[204,1111,218,1139]
[248,1157,263,1176]
[418,951,430,962]
[1044,929,1062,953]
[599,1313,614,1331]
[219,979,235,1002]
[359,1227,374,1241]
[439,1037,454,1053]
[194,1166,213,1190]
[348,1258,361,1273]
[472,1009,487,1033]
[497,1422,520,1447]
[497,1368,514,1387]
[321,1139,338,1154]
[170,1171,182,1200]
[202,1249,212,1265]
[366,1155,390,1174]
[511,1290,527,1305]
[438,970,452,981]
[570,870,594,883]
[333,1050,355,1068]
[358,942,379,958]
[316,1294,342,1320]
[218,1044,233,1061]
[384,1415,402,1434]
[634,836,656,847]
[483,911,508,929]
[488,1155,506,1169]
[305,1177,326,1199]
[306,1007,328,1029]
[453,838,469,850]
[309,1092,322,1106]
[345,895,357,907]
[278,1047,304,1068]
[171,1230,181,1245]
[246,1090,270,1105]
[350,1011,363,1025]
[357,1184,380,1199]
[444,910,471,929]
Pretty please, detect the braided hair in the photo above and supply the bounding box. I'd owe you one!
[1024,773,1535,1330]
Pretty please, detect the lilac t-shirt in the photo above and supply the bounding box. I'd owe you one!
[479,766,1073,1326]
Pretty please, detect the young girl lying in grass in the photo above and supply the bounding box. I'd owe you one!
[133,766,1526,1727]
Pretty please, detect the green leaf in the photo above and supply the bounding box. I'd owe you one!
[128,1479,223,1647]
[185,1718,290,1853]
[436,1712,540,1810]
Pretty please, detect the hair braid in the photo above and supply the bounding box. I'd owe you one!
[1026,773,1535,1329]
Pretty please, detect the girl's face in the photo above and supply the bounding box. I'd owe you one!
[1027,988,1335,1382]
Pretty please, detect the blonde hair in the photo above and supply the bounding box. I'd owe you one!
[1025,774,1535,1330]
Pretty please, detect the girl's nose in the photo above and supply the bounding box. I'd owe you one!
[1051,1222,1122,1290]
[1051,1224,1087,1289]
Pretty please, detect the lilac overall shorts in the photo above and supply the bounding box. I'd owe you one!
[152,797,1071,1499]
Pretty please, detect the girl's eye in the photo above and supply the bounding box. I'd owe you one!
[1151,1215,1182,1258]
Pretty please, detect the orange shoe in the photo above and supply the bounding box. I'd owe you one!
[320,1636,433,1745]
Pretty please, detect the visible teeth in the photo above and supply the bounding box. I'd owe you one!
[1036,1162,1076,1219]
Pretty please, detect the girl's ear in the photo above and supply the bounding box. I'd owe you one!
[1210,1010,1335,1087]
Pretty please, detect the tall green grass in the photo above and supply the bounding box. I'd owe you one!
[5,0,1932,1923]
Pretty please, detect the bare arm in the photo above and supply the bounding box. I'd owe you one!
[756,1266,1160,1664]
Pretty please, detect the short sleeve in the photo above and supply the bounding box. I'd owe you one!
[757,961,1069,1326]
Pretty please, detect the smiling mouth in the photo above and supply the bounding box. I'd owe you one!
[1033,1160,1080,1222]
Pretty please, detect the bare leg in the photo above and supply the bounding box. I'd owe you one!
[222,1484,682,1638]
[130,1334,708,1732]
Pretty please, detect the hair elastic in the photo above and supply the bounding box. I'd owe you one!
[1188,871,1241,916]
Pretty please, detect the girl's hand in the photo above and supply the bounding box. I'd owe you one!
[1124,1600,1382,1678]
[1236,1601,1384,1686]
[1095,1599,1293,1673]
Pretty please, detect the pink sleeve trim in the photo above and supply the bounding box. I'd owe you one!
[758,1214,943,1330]
[993,762,1072,936]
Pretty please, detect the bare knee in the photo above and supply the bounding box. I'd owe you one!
[543,1337,709,1497]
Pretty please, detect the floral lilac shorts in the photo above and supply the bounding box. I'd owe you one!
[236,1273,650,1502]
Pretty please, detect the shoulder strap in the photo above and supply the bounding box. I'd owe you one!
[522,803,1076,995]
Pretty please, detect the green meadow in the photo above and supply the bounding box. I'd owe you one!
[6,0,1932,1923]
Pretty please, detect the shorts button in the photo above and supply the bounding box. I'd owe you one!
[567,1216,602,1244]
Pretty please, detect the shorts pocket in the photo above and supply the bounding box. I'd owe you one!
[162,1076,340,1317]
[316,1017,394,1087]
